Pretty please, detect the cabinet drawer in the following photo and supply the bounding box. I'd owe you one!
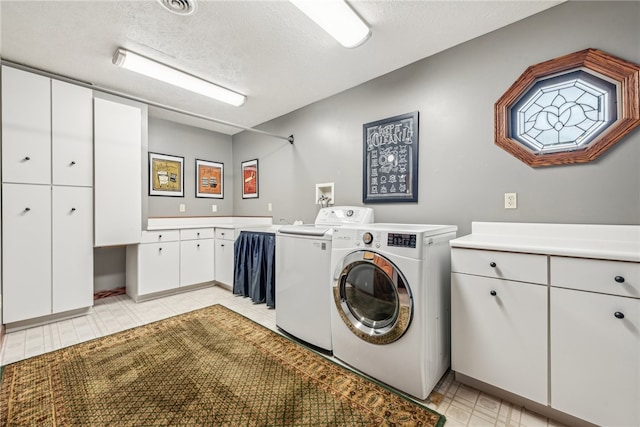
[451,248,547,284]
[215,228,236,240]
[141,230,180,243]
[551,256,639,298]
[180,228,214,240]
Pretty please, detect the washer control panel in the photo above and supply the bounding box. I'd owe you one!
[315,206,374,225]
[387,233,417,248]
[354,230,419,250]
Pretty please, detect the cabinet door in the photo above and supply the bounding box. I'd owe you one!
[551,287,640,427]
[2,184,52,323]
[451,273,548,404]
[138,242,180,295]
[52,80,93,187]
[181,239,215,286]
[94,97,142,247]
[1,66,51,184]
[52,186,94,313]
[215,239,234,286]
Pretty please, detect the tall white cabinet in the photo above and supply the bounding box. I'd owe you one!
[94,96,143,247]
[451,222,640,427]
[1,66,94,325]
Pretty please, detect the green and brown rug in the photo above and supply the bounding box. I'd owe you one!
[0,305,445,426]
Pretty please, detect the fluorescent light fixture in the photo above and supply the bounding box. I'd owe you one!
[290,0,371,48]
[112,48,246,107]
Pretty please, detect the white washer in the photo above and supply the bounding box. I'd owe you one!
[330,223,457,399]
[275,206,374,352]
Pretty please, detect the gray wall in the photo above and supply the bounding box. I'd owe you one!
[146,117,233,218]
[232,1,640,237]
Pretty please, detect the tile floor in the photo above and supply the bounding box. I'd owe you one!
[1,285,565,427]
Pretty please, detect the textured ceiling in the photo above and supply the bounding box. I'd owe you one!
[0,0,563,135]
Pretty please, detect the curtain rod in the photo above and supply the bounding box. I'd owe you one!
[0,59,294,144]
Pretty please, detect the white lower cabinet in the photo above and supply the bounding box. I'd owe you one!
[126,228,215,301]
[214,228,236,286]
[126,231,180,300]
[2,184,93,324]
[137,242,180,295]
[451,222,640,426]
[2,184,52,323]
[550,256,640,427]
[451,272,548,405]
[551,288,639,427]
[52,186,94,313]
[180,228,214,286]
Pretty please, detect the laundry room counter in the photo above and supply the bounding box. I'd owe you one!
[146,216,273,230]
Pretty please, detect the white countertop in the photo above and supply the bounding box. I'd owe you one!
[146,216,273,231]
[450,222,640,262]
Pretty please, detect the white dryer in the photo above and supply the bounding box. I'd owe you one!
[275,206,373,352]
[330,223,457,399]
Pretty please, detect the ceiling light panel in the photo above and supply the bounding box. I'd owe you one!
[112,48,246,107]
[290,0,371,48]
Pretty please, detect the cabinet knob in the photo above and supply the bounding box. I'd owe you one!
[614,312,625,319]
[614,276,625,283]
[197,244,200,248]
[197,232,200,236]
[159,235,162,239]
[489,262,497,268]
[24,207,31,212]
[24,156,31,161]
[490,290,497,296]
[71,207,76,212]
[221,244,225,247]
[159,247,163,252]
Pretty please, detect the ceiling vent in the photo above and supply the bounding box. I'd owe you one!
[157,0,197,16]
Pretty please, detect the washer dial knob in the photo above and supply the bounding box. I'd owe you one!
[346,209,354,217]
[362,232,374,245]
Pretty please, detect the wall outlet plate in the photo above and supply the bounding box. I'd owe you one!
[504,193,517,209]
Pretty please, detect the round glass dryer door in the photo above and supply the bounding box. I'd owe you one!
[333,251,412,345]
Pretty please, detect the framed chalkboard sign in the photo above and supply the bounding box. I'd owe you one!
[363,111,419,203]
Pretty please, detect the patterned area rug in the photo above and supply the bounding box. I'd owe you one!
[0,305,445,426]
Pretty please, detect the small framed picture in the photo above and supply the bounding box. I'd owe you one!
[241,159,259,199]
[149,152,184,197]
[196,159,224,199]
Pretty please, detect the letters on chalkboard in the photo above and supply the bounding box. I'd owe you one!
[362,111,419,203]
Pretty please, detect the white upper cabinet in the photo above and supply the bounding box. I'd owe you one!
[52,80,93,187]
[1,66,51,184]
[94,96,142,247]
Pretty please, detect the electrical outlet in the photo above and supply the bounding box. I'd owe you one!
[179,204,186,212]
[268,203,273,212]
[212,204,217,213]
[504,193,517,209]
